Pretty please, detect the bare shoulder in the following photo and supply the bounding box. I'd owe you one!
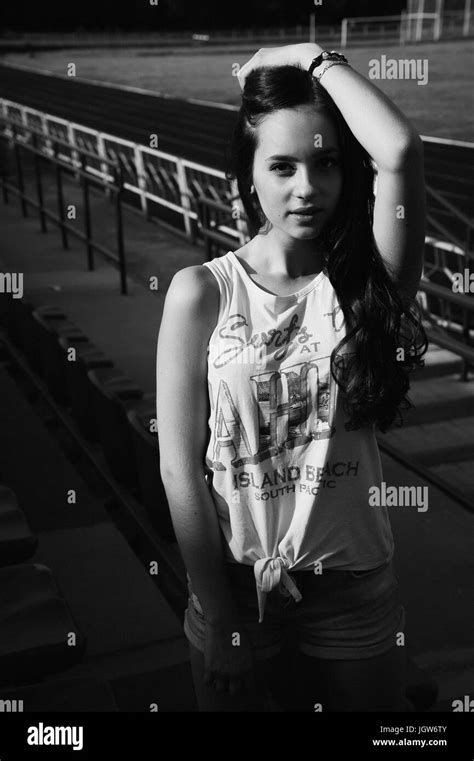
[167,264,218,301]
[165,264,219,331]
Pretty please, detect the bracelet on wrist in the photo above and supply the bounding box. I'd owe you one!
[314,60,351,81]
[308,50,349,79]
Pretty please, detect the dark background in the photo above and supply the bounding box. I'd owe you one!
[1,0,407,32]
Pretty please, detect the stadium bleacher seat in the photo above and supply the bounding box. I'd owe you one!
[0,563,86,687]
[31,311,89,400]
[127,400,175,541]
[0,485,38,566]
[5,296,35,353]
[59,336,115,440]
[87,368,145,487]
[2,298,66,357]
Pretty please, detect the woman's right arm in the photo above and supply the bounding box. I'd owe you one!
[156,265,254,694]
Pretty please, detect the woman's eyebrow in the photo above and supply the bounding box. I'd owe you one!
[266,147,339,161]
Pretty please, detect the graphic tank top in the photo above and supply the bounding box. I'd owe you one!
[202,251,394,622]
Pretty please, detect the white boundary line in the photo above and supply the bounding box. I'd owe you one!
[420,134,474,149]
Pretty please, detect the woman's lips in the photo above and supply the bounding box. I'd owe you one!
[290,210,323,221]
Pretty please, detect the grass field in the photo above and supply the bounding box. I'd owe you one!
[2,38,473,141]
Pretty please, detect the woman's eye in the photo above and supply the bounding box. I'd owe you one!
[319,157,338,168]
[271,163,294,173]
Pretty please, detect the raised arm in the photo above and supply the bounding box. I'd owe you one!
[156,265,254,694]
[238,42,425,301]
[306,49,425,301]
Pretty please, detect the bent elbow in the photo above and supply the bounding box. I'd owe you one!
[378,133,424,173]
[392,135,424,171]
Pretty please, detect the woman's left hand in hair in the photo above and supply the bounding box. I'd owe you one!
[237,42,325,90]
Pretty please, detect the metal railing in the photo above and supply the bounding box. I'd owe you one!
[1,96,473,342]
[197,195,248,260]
[418,278,474,381]
[0,97,241,246]
[425,184,473,257]
[0,118,129,293]
[2,97,473,264]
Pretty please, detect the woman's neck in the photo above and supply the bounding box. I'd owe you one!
[250,231,327,278]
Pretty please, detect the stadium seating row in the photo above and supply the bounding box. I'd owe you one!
[0,294,181,709]
[1,296,174,541]
[0,478,119,708]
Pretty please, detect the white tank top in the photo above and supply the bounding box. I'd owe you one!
[202,251,394,621]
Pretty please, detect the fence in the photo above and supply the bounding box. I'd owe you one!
[0,96,473,370]
[0,97,247,246]
[0,118,130,293]
[0,26,340,51]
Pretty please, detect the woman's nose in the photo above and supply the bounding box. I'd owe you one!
[293,168,319,198]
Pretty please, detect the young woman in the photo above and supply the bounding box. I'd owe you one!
[156,42,428,712]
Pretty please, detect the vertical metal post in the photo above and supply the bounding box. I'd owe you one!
[68,122,81,180]
[134,145,148,215]
[81,154,94,271]
[115,163,127,295]
[55,143,68,249]
[434,0,443,40]
[400,10,407,44]
[13,126,28,217]
[464,0,471,36]
[0,133,9,205]
[176,158,192,239]
[33,133,47,232]
[341,18,348,47]
[0,102,11,205]
[97,132,111,199]
[41,114,54,157]
[416,0,425,41]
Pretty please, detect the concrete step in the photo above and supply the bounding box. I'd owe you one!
[377,415,474,506]
[402,373,474,427]
[412,343,464,382]
[429,461,474,504]
[381,416,474,460]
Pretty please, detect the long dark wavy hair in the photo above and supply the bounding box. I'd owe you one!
[225,64,428,433]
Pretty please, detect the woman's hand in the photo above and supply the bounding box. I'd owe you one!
[204,618,257,697]
[237,42,325,90]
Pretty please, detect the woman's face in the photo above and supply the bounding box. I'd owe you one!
[251,105,343,241]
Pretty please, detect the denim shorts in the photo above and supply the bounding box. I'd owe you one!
[183,558,405,661]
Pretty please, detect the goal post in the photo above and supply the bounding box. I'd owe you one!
[340,15,404,47]
[340,0,473,46]
[340,12,441,46]
[406,0,472,39]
